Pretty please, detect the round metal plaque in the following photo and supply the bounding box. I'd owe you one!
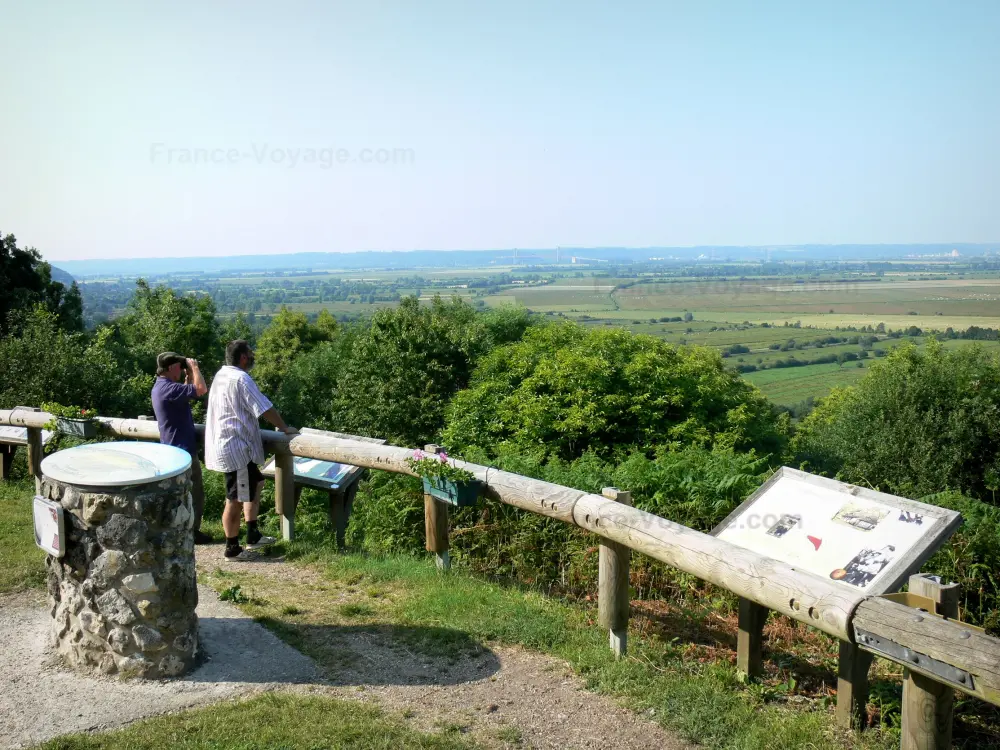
[40,441,192,487]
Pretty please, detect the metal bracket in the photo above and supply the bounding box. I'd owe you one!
[855,628,975,690]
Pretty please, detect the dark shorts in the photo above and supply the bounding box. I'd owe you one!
[224,462,265,503]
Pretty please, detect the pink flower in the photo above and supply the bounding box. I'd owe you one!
[413,450,424,460]
[439,452,448,463]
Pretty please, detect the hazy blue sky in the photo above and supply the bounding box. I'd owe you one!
[2,1,998,261]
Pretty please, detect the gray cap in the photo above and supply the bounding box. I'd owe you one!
[156,352,186,370]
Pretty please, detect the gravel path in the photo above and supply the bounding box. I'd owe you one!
[0,587,321,749]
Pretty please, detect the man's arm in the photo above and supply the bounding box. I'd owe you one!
[185,359,208,398]
[239,373,297,435]
[262,407,298,435]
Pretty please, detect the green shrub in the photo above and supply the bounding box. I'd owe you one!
[919,491,1000,632]
[443,322,788,461]
[345,444,772,599]
[793,341,1000,499]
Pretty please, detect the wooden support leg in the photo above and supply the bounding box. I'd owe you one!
[328,488,349,549]
[14,407,43,479]
[737,598,769,679]
[423,445,450,570]
[0,445,16,480]
[901,575,959,750]
[424,493,450,571]
[837,640,874,730]
[903,670,954,750]
[342,482,358,548]
[274,452,296,541]
[26,427,43,478]
[599,487,632,658]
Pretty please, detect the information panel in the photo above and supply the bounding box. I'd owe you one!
[260,427,386,491]
[261,455,355,489]
[712,467,962,595]
[0,426,54,445]
[33,496,65,558]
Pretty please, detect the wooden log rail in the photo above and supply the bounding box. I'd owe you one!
[3,406,1000,745]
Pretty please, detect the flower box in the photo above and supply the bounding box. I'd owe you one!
[422,475,481,507]
[56,418,98,438]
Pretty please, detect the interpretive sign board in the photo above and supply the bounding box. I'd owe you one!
[260,428,385,491]
[261,455,356,490]
[0,426,54,445]
[712,467,962,595]
[33,496,65,557]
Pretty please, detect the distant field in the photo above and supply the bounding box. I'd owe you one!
[742,362,870,405]
[740,339,1000,405]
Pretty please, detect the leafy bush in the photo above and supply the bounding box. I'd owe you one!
[0,307,127,413]
[919,491,1000,632]
[253,307,338,395]
[443,323,788,461]
[346,443,773,597]
[320,297,532,446]
[793,341,1000,499]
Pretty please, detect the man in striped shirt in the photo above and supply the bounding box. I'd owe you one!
[205,339,298,560]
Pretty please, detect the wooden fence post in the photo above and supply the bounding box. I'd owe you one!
[18,407,43,478]
[599,487,631,658]
[836,640,874,730]
[737,598,769,679]
[274,451,296,541]
[901,575,959,750]
[423,444,450,571]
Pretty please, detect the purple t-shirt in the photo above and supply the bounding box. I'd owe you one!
[151,377,199,454]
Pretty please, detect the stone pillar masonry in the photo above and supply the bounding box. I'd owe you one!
[38,471,198,678]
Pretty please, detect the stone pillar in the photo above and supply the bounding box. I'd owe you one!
[39,470,198,678]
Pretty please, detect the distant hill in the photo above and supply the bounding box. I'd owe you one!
[49,265,76,286]
[53,244,997,278]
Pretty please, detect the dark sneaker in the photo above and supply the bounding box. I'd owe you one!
[224,545,254,561]
[246,532,277,550]
[193,530,214,545]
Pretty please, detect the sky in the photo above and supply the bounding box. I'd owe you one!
[1,1,998,261]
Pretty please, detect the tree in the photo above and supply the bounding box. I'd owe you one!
[253,307,339,395]
[312,297,533,446]
[793,340,1000,499]
[0,306,116,411]
[442,322,788,461]
[113,280,224,376]
[219,312,256,346]
[0,232,83,336]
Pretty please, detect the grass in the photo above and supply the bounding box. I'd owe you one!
[0,477,46,594]
[35,693,478,749]
[201,546,908,750]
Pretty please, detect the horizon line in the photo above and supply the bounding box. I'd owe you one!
[48,241,1000,265]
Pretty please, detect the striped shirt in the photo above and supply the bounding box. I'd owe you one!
[204,365,273,472]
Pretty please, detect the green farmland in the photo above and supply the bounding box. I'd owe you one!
[742,361,870,405]
[82,262,1000,411]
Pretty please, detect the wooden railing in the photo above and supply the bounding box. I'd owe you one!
[2,406,998,748]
